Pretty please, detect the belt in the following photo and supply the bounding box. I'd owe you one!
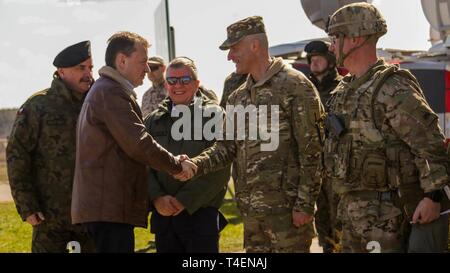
[348,190,395,202]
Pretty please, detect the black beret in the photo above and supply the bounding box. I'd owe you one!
[53,40,91,68]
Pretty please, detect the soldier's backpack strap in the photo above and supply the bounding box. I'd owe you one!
[370,65,424,133]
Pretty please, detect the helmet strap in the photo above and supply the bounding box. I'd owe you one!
[338,35,372,67]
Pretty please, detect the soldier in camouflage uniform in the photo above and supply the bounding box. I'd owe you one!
[141,56,167,118]
[188,16,324,253]
[220,72,247,109]
[304,40,342,253]
[6,41,95,253]
[324,2,450,252]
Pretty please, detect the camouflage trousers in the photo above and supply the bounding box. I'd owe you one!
[243,212,314,253]
[337,193,406,253]
[32,221,95,253]
[314,178,341,252]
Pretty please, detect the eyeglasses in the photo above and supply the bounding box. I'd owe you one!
[329,34,344,45]
[166,76,193,86]
[149,65,160,72]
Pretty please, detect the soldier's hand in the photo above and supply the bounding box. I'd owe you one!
[153,196,178,216]
[412,197,441,224]
[169,197,185,216]
[26,212,45,226]
[292,211,313,227]
[173,158,198,181]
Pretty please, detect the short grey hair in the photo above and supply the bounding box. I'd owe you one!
[167,56,198,80]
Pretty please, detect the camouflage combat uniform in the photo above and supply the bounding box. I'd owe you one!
[324,59,450,252]
[192,57,324,252]
[6,74,93,253]
[220,72,247,109]
[309,67,343,253]
[141,82,167,118]
[220,72,248,193]
[324,2,450,253]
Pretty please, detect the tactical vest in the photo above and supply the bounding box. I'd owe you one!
[324,64,425,218]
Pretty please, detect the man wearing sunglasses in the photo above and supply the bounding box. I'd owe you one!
[144,57,230,253]
[141,56,167,118]
[182,16,324,253]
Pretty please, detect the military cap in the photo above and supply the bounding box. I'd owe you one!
[219,16,266,50]
[148,56,165,66]
[53,40,91,68]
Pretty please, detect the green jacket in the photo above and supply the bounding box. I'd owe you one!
[6,74,85,223]
[144,92,231,215]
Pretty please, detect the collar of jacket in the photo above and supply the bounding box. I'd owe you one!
[310,67,340,86]
[342,58,387,90]
[244,57,285,90]
[152,90,213,120]
[51,72,86,104]
[98,66,138,100]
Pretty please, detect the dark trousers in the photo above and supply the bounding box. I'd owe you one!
[151,207,227,253]
[84,222,135,253]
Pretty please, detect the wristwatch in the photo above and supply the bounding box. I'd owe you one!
[424,190,444,203]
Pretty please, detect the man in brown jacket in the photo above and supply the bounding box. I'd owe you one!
[71,31,197,253]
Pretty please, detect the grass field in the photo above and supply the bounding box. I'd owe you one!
[0,195,243,253]
[0,138,243,252]
[0,139,7,184]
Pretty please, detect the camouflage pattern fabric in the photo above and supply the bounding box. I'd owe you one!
[141,83,167,118]
[32,222,94,253]
[326,2,387,38]
[192,57,324,252]
[219,16,266,50]
[220,72,247,109]
[324,59,450,252]
[6,74,93,252]
[220,72,248,188]
[244,213,314,253]
[337,194,405,253]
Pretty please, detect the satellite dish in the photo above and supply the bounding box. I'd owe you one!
[300,0,373,30]
[421,0,450,36]
[429,26,443,45]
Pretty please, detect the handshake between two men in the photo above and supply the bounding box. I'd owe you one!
[153,154,198,217]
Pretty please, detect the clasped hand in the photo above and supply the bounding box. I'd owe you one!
[173,154,198,181]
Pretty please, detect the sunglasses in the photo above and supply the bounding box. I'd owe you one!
[149,65,160,72]
[166,76,193,86]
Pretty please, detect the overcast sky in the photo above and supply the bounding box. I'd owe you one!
[0,0,432,108]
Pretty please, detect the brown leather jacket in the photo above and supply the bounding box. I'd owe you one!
[71,66,182,228]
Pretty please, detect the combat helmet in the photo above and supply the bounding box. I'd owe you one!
[326,2,387,39]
